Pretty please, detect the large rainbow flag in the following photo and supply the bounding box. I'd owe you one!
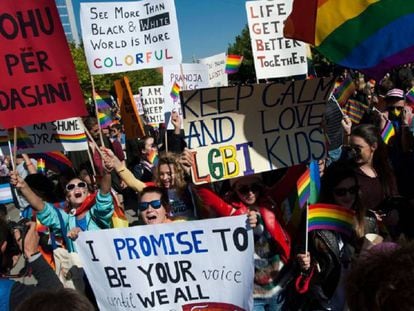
[308,203,355,237]
[284,0,414,79]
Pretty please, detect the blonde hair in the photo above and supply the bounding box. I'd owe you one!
[155,152,187,193]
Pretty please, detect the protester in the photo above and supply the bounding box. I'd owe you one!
[110,122,126,151]
[293,162,377,310]
[128,135,158,182]
[15,288,94,311]
[0,218,63,310]
[138,186,172,225]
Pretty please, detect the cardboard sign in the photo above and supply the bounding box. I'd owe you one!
[76,216,254,311]
[0,0,87,128]
[0,118,88,154]
[198,53,228,87]
[81,0,182,74]
[181,77,335,184]
[246,0,307,79]
[139,85,165,127]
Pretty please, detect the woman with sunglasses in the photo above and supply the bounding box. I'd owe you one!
[9,148,114,253]
[194,165,304,311]
[293,162,378,311]
[138,186,172,225]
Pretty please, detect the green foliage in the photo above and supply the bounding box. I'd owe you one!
[69,42,162,100]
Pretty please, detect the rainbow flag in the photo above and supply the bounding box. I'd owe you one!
[31,151,73,173]
[147,149,158,165]
[52,133,87,144]
[170,82,180,100]
[406,87,414,103]
[308,203,355,237]
[333,76,356,107]
[309,160,321,204]
[37,158,46,174]
[297,168,310,208]
[343,98,369,124]
[225,54,243,74]
[4,127,34,150]
[94,91,114,128]
[381,119,396,144]
[284,0,414,79]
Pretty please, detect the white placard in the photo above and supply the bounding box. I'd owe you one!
[246,0,307,79]
[76,216,254,311]
[139,85,165,126]
[198,53,228,87]
[81,0,182,74]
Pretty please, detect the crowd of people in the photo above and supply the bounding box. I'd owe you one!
[1,64,414,311]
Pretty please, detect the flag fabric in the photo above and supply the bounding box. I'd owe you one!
[308,203,355,237]
[147,149,158,165]
[31,152,73,173]
[170,82,181,100]
[309,160,321,204]
[297,168,311,208]
[343,98,369,124]
[2,128,34,150]
[406,87,414,103]
[52,133,87,144]
[284,0,414,79]
[333,76,356,107]
[94,91,114,128]
[225,54,243,74]
[0,183,13,204]
[381,119,396,144]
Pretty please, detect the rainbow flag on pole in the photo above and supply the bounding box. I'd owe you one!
[170,82,181,100]
[406,87,414,103]
[225,54,243,74]
[284,0,414,79]
[381,119,396,144]
[333,76,355,107]
[94,91,114,128]
[308,203,355,237]
[8,128,33,150]
[297,168,310,208]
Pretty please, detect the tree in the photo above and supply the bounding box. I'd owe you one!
[69,42,162,100]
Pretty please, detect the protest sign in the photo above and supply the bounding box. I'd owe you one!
[76,215,254,311]
[163,63,209,129]
[181,77,335,184]
[139,85,165,127]
[0,118,88,154]
[246,0,307,80]
[81,0,182,75]
[114,77,145,139]
[0,0,87,129]
[198,53,228,87]
[133,94,144,115]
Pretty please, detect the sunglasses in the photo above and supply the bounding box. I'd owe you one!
[333,186,359,197]
[65,181,87,192]
[138,200,162,211]
[237,183,262,195]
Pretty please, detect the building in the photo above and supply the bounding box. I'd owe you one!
[55,0,80,44]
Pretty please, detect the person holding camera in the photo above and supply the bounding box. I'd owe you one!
[0,217,63,310]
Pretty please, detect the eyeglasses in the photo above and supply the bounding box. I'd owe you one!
[138,200,162,211]
[333,186,359,197]
[65,181,87,192]
[237,183,262,195]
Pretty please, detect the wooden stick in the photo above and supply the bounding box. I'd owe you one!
[12,127,17,171]
[81,119,104,158]
[7,141,15,171]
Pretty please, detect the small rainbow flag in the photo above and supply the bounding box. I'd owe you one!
[225,54,243,74]
[406,87,414,103]
[308,203,355,237]
[343,98,369,125]
[53,133,87,143]
[37,158,46,174]
[147,149,158,165]
[333,76,355,107]
[170,82,180,100]
[31,151,73,173]
[309,160,321,204]
[297,168,310,208]
[381,119,396,144]
[94,91,114,128]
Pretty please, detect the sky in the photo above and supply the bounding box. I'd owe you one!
[72,0,248,63]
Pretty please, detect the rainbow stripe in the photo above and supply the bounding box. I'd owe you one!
[53,133,87,143]
[170,82,180,100]
[285,0,414,78]
[308,203,355,237]
[98,112,112,128]
[225,54,243,74]
[381,119,395,144]
[406,87,414,103]
[147,149,158,165]
[297,168,310,208]
[343,98,369,124]
[333,76,355,107]
[94,91,114,128]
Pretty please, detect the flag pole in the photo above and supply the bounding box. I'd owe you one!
[12,127,17,171]
[7,141,15,171]
[91,75,105,148]
[305,200,309,255]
